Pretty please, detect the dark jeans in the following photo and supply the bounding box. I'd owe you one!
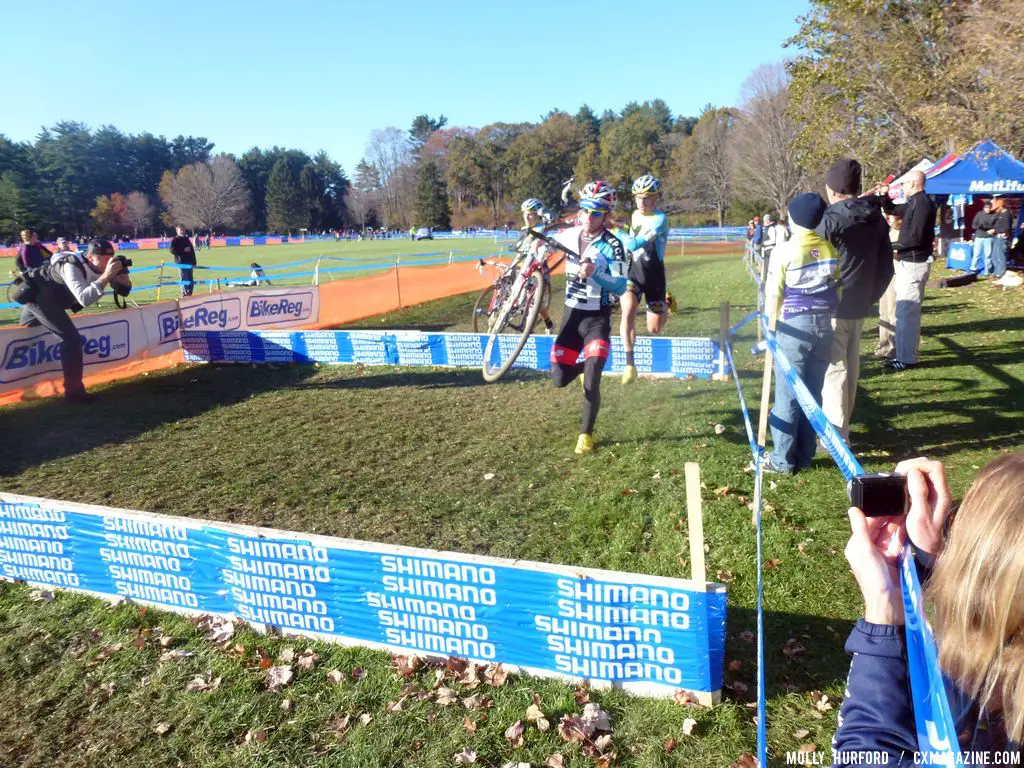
[19,285,85,396]
[769,312,834,473]
[177,261,195,296]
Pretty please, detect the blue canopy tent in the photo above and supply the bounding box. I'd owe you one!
[926,140,1024,272]
[925,140,1024,196]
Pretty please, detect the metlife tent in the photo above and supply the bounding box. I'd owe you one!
[925,140,1024,196]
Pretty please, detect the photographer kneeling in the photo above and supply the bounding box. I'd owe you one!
[834,454,1024,763]
[13,239,131,403]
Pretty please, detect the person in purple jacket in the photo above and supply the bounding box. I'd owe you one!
[834,454,1024,765]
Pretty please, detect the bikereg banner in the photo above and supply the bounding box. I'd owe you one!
[0,492,726,701]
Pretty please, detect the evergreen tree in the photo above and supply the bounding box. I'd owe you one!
[413,160,451,230]
[265,158,307,233]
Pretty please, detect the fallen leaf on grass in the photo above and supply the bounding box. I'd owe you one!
[329,714,351,738]
[504,719,525,747]
[280,699,292,712]
[244,729,268,745]
[546,756,566,768]
[809,690,833,712]
[387,696,407,712]
[765,558,781,570]
[393,655,419,679]
[593,733,614,751]
[716,570,734,583]
[327,669,344,684]
[739,631,754,643]
[463,716,477,733]
[730,754,758,768]
[793,728,810,739]
[728,660,744,672]
[714,486,732,496]
[581,702,611,732]
[782,638,805,659]
[501,764,531,768]
[29,589,54,602]
[185,672,222,693]
[87,643,124,666]
[682,717,698,736]
[797,541,809,554]
[728,681,749,695]
[351,667,365,681]
[152,722,172,736]
[436,687,459,706]
[799,743,817,753]
[673,689,700,707]
[296,649,318,670]
[159,649,194,663]
[558,715,589,744]
[483,473,495,481]
[526,703,550,731]
[484,663,509,687]
[462,693,487,710]
[664,737,678,752]
[714,423,726,434]
[196,615,235,643]
[256,648,273,670]
[266,665,293,692]
[651,471,662,480]
[594,754,616,768]
[572,683,591,705]
[453,748,477,765]
[279,647,295,663]
[359,713,372,725]
[133,634,147,650]
[621,488,637,496]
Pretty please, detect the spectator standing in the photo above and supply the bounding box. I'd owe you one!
[817,158,894,441]
[751,215,764,262]
[762,213,778,261]
[15,230,51,271]
[880,170,936,371]
[991,197,1013,278]
[875,214,902,360]
[970,200,995,275]
[834,454,1024,763]
[760,193,842,474]
[170,225,197,297]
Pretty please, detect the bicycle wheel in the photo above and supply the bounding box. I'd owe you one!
[472,285,496,333]
[482,271,543,383]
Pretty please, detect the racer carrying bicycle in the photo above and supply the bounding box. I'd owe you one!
[618,174,672,385]
[544,180,628,455]
[518,198,557,333]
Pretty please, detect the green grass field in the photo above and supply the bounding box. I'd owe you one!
[1,237,515,326]
[1,248,1022,767]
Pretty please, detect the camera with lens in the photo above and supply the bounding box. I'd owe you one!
[113,254,133,271]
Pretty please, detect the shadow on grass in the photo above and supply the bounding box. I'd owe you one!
[0,364,319,477]
[726,606,856,698]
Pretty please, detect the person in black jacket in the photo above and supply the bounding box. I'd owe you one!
[970,200,996,274]
[991,198,1013,278]
[880,171,936,371]
[818,158,894,441]
[169,225,197,296]
[834,453,1024,764]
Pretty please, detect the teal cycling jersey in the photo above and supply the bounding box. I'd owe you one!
[623,209,669,263]
[550,225,628,310]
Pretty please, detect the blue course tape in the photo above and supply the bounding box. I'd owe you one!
[736,309,959,764]
[729,311,759,338]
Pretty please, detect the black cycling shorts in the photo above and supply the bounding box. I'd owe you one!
[627,246,667,313]
[551,306,612,366]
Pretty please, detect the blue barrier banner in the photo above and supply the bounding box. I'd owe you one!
[0,493,726,698]
[181,330,721,379]
[900,545,962,765]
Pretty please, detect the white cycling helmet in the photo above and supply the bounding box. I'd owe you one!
[520,198,545,214]
[579,179,617,211]
[631,174,662,197]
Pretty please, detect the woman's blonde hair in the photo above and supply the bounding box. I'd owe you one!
[928,452,1024,743]
[19,229,33,243]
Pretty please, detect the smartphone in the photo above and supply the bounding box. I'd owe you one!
[848,473,908,517]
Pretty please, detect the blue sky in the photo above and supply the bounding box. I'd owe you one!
[5,0,809,174]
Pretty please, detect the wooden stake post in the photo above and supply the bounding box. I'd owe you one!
[716,302,730,381]
[756,313,777,450]
[684,461,720,707]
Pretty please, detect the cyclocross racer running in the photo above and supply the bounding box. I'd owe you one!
[619,174,671,385]
[547,180,628,455]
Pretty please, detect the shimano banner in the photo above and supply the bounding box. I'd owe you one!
[0,492,726,699]
[181,330,720,378]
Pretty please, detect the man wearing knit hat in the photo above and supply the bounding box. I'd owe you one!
[817,158,893,441]
[759,192,842,474]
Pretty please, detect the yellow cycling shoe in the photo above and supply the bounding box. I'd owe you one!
[666,292,678,314]
[575,433,595,455]
[622,364,638,385]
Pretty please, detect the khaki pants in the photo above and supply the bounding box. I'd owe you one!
[894,260,931,364]
[822,317,865,440]
[875,262,897,358]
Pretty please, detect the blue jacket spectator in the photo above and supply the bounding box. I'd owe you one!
[834,455,1024,765]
